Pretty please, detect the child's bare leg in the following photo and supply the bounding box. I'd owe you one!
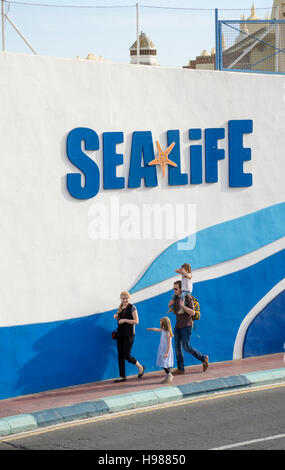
[167,299,174,313]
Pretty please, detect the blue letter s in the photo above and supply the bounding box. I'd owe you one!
[66,127,100,199]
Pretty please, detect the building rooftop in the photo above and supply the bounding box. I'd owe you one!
[130,32,156,51]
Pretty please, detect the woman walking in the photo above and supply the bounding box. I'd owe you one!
[113,291,145,383]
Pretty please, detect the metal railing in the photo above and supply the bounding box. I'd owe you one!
[215,8,285,75]
[1,1,284,74]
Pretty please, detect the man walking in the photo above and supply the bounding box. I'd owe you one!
[169,280,209,374]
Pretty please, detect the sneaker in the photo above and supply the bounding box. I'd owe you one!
[167,373,173,383]
[203,355,209,372]
[161,373,174,384]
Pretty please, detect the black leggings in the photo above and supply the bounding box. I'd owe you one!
[164,368,171,374]
[117,335,137,378]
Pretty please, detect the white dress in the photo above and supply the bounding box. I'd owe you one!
[182,275,193,293]
[156,330,174,368]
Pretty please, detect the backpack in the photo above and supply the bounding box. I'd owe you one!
[191,296,201,321]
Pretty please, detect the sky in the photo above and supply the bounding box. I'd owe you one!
[1,0,278,66]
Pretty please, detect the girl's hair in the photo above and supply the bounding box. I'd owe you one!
[181,263,191,273]
[117,291,130,314]
[160,316,173,337]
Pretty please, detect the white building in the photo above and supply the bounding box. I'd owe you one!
[130,31,159,65]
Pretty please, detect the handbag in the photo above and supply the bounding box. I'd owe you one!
[112,329,118,340]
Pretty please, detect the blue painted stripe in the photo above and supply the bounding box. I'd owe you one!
[177,375,251,397]
[130,203,285,293]
[243,290,285,358]
[32,399,110,427]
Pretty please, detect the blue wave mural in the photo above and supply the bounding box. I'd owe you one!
[0,250,284,400]
[130,203,285,293]
[243,290,285,358]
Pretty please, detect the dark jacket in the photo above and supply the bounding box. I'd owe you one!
[117,303,135,336]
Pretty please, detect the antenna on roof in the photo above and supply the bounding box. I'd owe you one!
[1,0,37,54]
[136,3,140,64]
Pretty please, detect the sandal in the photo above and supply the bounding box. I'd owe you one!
[138,365,145,378]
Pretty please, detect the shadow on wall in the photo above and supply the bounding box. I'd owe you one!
[14,312,117,397]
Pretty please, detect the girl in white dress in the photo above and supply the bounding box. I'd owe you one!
[147,317,174,384]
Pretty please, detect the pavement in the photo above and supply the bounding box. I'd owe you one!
[0,353,284,438]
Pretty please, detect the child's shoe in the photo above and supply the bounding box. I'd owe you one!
[161,373,173,384]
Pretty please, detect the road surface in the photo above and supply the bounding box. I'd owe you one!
[0,383,284,452]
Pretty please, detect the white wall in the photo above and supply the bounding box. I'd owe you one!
[0,52,284,327]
